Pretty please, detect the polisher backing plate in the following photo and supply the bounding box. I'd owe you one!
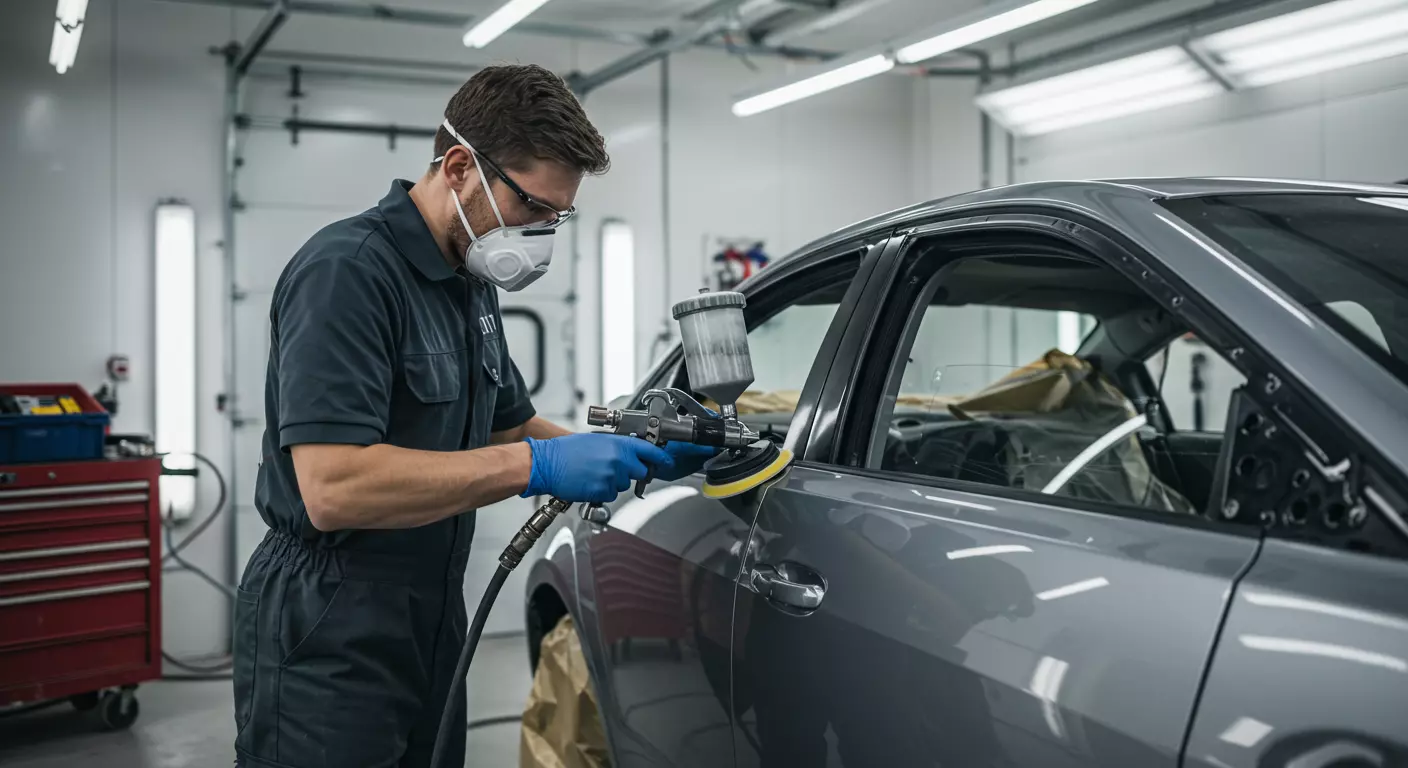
[701,441,794,499]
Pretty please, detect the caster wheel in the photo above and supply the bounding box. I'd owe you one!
[70,692,100,712]
[99,690,139,730]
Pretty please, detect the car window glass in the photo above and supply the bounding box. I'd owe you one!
[710,301,842,438]
[1160,194,1408,386]
[654,255,863,439]
[1326,300,1388,349]
[870,251,1236,518]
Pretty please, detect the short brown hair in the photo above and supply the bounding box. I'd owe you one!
[434,64,609,175]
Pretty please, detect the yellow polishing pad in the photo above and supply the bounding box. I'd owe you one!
[701,448,794,499]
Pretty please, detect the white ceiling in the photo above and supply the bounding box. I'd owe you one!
[407,0,1085,52]
[267,0,1222,70]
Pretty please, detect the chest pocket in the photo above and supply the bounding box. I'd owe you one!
[404,350,463,404]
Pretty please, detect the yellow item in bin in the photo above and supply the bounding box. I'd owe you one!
[59,396,81,414]
[30,405,64,415]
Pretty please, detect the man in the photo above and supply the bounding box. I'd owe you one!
[233,65,711,768]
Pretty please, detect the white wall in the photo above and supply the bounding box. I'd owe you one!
[0,0,232,657]
[0,0,923,643]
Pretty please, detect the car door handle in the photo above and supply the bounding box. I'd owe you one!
[750,562,826,610]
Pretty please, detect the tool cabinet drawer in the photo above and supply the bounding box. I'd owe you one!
[0,457,163,706]
[0,479,152,532]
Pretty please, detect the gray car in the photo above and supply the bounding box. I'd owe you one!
[522,178,1408,768]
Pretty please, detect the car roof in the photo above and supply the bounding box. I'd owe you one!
[776,177,1408,271]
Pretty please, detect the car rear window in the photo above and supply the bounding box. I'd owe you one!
[1160,193,1408,387]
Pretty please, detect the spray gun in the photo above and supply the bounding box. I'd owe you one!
[587,289,792,501]
[586,388,756,498]
[430,290,794,768]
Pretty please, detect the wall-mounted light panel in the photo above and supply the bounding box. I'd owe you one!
[600,220,636,403]
[155,201,197,520]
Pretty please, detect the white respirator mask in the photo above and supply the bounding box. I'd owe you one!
[438,119,561,292]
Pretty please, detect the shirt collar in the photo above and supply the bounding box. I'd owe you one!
[378,179,457,282]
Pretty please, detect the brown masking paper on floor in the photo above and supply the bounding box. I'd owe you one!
[520,616,611,768]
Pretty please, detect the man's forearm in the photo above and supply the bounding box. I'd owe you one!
[491,415,572,444]
[294,442,532,531]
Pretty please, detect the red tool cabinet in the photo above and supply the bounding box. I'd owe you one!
[0,457,162,728]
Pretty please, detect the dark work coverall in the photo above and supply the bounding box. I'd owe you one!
[233,180,537,768]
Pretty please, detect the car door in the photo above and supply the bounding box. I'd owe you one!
[730,218,1264,768]
[580,237,889,768]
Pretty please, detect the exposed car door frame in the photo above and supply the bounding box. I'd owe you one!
[804,206,1408,560]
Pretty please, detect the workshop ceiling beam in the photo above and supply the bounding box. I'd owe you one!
[760,0,897,47]
[568,0,758,95]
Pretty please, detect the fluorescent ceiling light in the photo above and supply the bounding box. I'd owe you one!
[733,54,894,117]
[1199,0,1408,87]
[155,202,198,520]
[49,0,88,74]
[977,47,1222,136]
[462,0,552,48]
[896,0,1098,64]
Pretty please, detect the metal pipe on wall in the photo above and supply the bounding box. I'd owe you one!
[218,0,288,642]
[220,58,240,598]
[658,56,674,353]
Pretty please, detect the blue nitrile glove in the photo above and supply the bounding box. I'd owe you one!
[654,442,719,482]
[522,434,676,503]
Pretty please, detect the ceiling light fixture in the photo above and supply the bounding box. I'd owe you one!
[1197,0,1408,87]
[732,53,895,117]
[976,47,1223,136]
[462,0,552,49]
[49,0,88,74]
[895,0,1099,64]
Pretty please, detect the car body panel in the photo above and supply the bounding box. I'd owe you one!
[524,177,1408,768]
[583,480,747,767]
[731,466,1259,768]
[536,237,891,767]
[1184,539,1408,768]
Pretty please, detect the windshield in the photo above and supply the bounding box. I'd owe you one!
[1160,194,1408,386]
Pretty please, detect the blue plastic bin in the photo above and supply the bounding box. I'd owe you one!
[0,383,111,464]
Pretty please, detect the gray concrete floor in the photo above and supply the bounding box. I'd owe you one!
[0,634,532,767]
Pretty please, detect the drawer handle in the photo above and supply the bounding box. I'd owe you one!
[0,480,151,501]
[0,558,151,584]
[0,580,150,608]
[0,493,149,514]
[0,539,150,563]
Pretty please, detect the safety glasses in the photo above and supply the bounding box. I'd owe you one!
[436,120,576,229]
